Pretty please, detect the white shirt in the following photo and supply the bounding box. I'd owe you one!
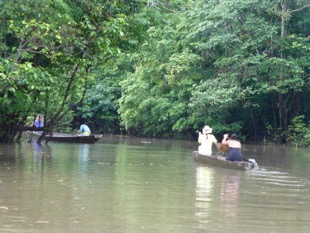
[198,133,217,156]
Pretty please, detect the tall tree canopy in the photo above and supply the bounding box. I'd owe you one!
[118,0,310,140]
[0,0,145,142]
[0,0,309,143]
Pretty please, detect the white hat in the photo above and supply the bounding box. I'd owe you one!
[202,125,212,134]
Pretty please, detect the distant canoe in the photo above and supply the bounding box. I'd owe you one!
[43,133,102,143]
[192,151,256,171]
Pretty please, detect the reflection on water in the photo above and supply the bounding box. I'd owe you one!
[194,162,310,233]
[78,144,90,164]
[195,166,213,224]
[1,138,310,232]
[219,172,240,221]
[31,143,52,163]
[195,165,241,229]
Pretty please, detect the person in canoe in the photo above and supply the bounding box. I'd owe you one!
[30,114,44,128]
[221,133,243,162]
[197,125,218,156]
[78,123,91,136]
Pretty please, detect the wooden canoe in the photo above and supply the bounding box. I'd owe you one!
[192,151,255,171]
[43,133,102,143]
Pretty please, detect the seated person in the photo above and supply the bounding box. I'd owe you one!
[30,114,44,128]
[198,125,217,156]
[222,133,243,162]
[78,124,91,136]
[35,114,44,128]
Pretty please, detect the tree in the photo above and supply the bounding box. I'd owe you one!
[0,0,145,143]
[118,0,309,140]
[118,2,201,138]
[186,0,310,139]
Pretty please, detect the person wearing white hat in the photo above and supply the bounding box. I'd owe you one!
[198,125,218,156]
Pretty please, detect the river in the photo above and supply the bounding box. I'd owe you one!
[0,135,309,232]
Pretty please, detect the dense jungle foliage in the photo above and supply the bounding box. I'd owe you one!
[0,0,309,145]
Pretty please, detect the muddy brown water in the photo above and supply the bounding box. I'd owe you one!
[0,135,309,232]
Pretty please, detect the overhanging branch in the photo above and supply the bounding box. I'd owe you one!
[291,4,310,13]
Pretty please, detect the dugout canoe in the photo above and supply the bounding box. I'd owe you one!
[192,151,257,171]
[43,133,102,143]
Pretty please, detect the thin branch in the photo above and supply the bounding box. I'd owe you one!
[291,4,310,13]
[60,64,79,111]
[23,48,45,54]
[159,3,179,13]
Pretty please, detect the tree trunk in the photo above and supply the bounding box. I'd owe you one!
[278,93,288,130]
[278,0,287,131]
